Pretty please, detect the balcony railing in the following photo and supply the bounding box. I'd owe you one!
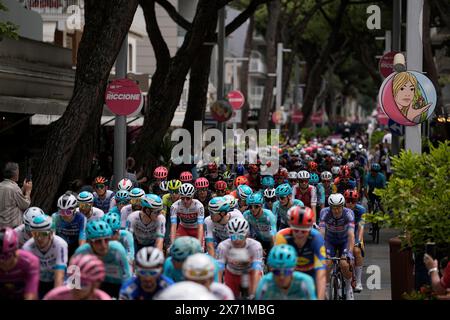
[19,0,84,15]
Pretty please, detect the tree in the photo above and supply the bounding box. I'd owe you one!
[31,0,139,211]
[0,0,18,40]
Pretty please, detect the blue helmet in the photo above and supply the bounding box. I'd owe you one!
[371,163,381,172]
[86,220,112,241]
[275,183,292,197]
[77,191,94,203]
[309,173,319,185]
[170,236,202,262]
[237,185,253,200]
[268,244,298,269]
[141,194,163,210]
[261,176,275,188]
[115,190,130,204]
[208,197,230,215]
[236,164,245,176]
[129,188,145,199]
[103,211,121,232]
[246,193,264,206]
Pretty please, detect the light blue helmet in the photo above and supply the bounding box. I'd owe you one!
[141,194,163,210]
[102,211,121,232]
[208,197,230,215]
[115,190,130,204]
[77,191,94,203]
[29,215,52,232]
[268,244,297,269]
[237,185,253,200]
[86,220,112,240]
[170,236,202,262]
[246,192,264,206]
[129,188,145,199]
[309,173,319,185]
[275,183,292,197]
[261,176,275,188]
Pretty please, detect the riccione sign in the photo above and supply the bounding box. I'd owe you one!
[105,79,143,116]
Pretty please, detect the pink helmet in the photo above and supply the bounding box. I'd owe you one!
[195,177,209,189]
[180,171,193,183]
[0,227,18,255]
[69,254,105,284]
[153,166,168,179]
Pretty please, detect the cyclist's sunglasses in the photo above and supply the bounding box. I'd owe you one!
[31,231,52,238]
[278,196,289,200]
[130,198,141,205]
[230,234,246,241]
[79,202,92,208]
[181,196,192,200]
[95,184,105,189]
[136,267,161,277]
[169,190,180,194]
[299,179,309,183]
[250,205,261,209]
[91,237,110,244]
[265,197,276,203]
[197,188,208,192]
[345,198,357,203]
[59,209,74,216]
[272,268,294,276]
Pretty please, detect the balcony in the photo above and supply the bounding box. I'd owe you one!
[19,0,84,16]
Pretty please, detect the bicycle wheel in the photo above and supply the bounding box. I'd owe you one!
[338,272,346,300]
[371,222,378,243]
[329,274,339,300]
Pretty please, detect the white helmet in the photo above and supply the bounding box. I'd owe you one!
[227,217,249,236]
[179,183,195,197]
[57,193,78,210]
[29,215,52,232]
[159,180,169,192]
[321,171,333,181]
[136,247,165,269]
[328,193,345,206]
[297,170,310,180]
[118,178,133,191]
[223,194,238,209]
[264,188,276,199]
[331,166,340,175]
[288,171,298,180]
[23,207,45,227]
[154,281,218,300]
[182,253,215,280]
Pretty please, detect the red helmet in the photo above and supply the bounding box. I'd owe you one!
[214,180,227,191]
[275,168,288,179]
[234,175,248,187]
[344,189,359,201]
[287,206,314,230]
[308,161,318,171]
[247,164,259,174]
[180,171,193,183]
[68,254,105,284]
[0,227,18,254]
[153,166,168,179]
[305,147,313,154]
[207,162,218,172]
[94,176,107,185]
[339,165,351,178]
[194,177,209,189]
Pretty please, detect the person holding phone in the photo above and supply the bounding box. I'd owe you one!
[424,250,450,298]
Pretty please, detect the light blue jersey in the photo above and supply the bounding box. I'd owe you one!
[118,229,135,263]
[255,271,317,300]
[163,256,220,283]
[272,199,304,228]
[243,208,277,242]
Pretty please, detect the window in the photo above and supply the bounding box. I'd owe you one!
[249,86,264,109]
[128,43,133,73]
[249,51,265,73]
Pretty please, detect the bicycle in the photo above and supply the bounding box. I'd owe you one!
[327,257,346,300]
[368,198,382,244]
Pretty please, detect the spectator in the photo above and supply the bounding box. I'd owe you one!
[424,254,450,298]
[0,162,32,228]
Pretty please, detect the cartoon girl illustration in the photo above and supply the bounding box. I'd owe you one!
[392,72,432,124]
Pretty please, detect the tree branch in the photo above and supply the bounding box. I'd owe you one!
[319,6,333,27]
[155,0,192,30]
[225,0,269,37]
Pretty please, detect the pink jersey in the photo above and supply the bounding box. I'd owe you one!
[0,249,39,299]
[43,286,112,300]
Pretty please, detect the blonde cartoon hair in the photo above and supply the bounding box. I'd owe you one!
[392,72,424,115]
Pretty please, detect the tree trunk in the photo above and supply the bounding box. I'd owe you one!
[240,15,254,130]
[258,0,281,130]
[31,0,138,211]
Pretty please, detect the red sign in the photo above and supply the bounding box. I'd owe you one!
[311,111,323,124]
[211,100,233,122]
[379,51,399,78]
[105,79,143,115]
[291,110,304,124]
[227,90,245,110]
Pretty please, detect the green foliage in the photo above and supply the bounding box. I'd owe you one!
[372,142,450,251]
[300,126,331,141]
[0,0,19,40]
[370,130,385,148]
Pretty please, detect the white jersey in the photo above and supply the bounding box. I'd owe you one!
[210,282,235,300]
[75,207,104,222]
[14,224,31,248]
[216,238,264,275]
[120,204,133,228]
[126,211,166,246]
[170,199,205,229]
[23,235,68,282]
[205,210,244,244]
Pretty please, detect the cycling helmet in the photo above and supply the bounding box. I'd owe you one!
[141,194,163,210]
[371,163,381,172]
[207,162,218,172]
[320,171,333,181]
[309,173,319,185]
[222,171,233,181]
[86,220,112,240]
[331,166,340,175]
[308,161,318,171]
[115,190,130,204]
[154,281,217,300]
[288,171,298,180]
[288,206,314,230]
[170,236,202,261]
[267,244,297,269]
[264,188,276,199]
[136,247,164,269]
[297,170,310,180]
[118,178,133,191]
[167,180,182,191]
[214,180,227,191]
[77,191,94,203]
[223,194,238,209]
[129,187,145,198]
[194,177,209,189]
[236,164,245,176]
[234,175,248,187]
[180,171,193,183]
[23,207,45,228]
[261,176,275,188]
[334,156,342,165]
[179,183,195,197]
[344,189,359,201]
[159,180,169,192]
[94,176,107,185]
[208,197,230,215]
[153,166,168,179]
[183,253,215,280]
[236,184,253,200]
[29,215,52,232]
[328,193,345,207]
[57,193,78,210]
[275,183,292,197]
[69,254,105,284]
[227,217,249,236]
[247,164,259,174]
[275,168,288,179]
[102,211,121,231]
[0,227,18,254]
[246,192,264,206]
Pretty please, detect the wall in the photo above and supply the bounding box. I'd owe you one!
[0,0,43,41]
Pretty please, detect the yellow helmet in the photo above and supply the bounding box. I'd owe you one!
[167,179,182,191]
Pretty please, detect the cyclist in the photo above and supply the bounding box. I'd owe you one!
[14,207,45,248]
[316,171,334,210]
[236,184,253,213]
[230,175,249,199]
[52,193,86,257]
[109,178,134,209]
[183,253,235,300]
[93,176,114,213]
[0,227,39,300]
[194,177,211,213]
[154,281,218,300]
[331,166,340,180]
[162,180,181,252]
[245,164,261,190]
[213,180,228,197]
[319,194,355,300]
[44,254,111,300]
[23,215,68,298]
[223,194,241,216]
[263,188,276,211]
[333,165,357,194]
[103,211,135,265]
[309,172,320,188]
[308,161,319,175]
[222,170,235,191]
[205,162,221,187]
[364,163,386,214]
[274,168,288,187]
[126,194,165,252]
[261,175,275,190]
[205,197,243,257]
[344,189,366,292]
[163,236,203,282]
[76,191,104,222]
[288,171,298,197]
[180,171,193,184]
[216,217,263,298]
[74,220,131,298]
[255,244,317,300]
[169,183,204,245]
[150,166,168,197]
[272,183,304,230]
[119,247,173,300]
[275,206,326,300]
[108,190,130,216]
[120,187,145,228]
[295,171,318,221]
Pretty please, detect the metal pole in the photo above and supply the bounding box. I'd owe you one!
[218,7,225,134]
[391,0,402,155]
[232,58,238,131]
[293,56,300,135]
[276,43,283,131]
[405,0,422,154]
[113,35,128,191]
